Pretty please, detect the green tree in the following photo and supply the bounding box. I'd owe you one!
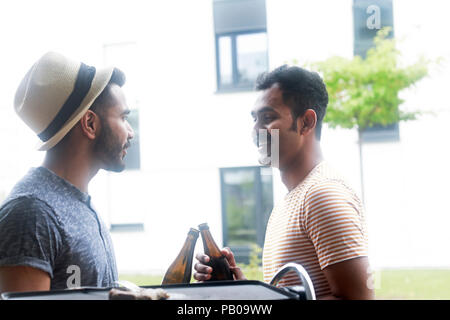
[308,27,430,203]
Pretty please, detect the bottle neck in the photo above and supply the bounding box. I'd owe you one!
[173,231,197,259]
[184,232,199,251]
[200,229,222,257]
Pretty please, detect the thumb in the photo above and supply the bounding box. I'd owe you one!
[230,266,247,281]
[221,247,237,267]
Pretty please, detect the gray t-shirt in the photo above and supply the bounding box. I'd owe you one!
[0,167,118,290]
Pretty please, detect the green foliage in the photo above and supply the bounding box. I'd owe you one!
[308,27,430,131]
[248,243,262,269]
[238,244,263,281]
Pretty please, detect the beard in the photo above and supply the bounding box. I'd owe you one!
[94,118,129,172]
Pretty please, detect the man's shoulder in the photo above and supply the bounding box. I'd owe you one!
[288,161,362,213]
[3,167,72,213]
[304,179,357,204]
[0,195,63,230]
[288,162,350,198]
[307,162,357,195]
[0,195,54,218]
[5,167,47,199]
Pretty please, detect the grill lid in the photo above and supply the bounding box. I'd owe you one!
[1,280,304,300]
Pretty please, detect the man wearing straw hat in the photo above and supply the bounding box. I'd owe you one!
[0,52,134,292]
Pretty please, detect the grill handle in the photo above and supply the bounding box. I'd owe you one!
[269,263,316,300]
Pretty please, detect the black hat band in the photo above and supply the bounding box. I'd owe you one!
[38,62,96,142]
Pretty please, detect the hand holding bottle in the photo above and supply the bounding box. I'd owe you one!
[193,247,246,282]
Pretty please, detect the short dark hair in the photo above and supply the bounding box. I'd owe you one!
[255,65,328,140]
[89,67,126,116]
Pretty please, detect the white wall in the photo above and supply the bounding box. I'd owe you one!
[362,0,450,268]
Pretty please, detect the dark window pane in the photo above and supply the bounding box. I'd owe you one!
[213,0,267,34]
[220,167,273,263]
[361,122,400,143]
[260,167,273,241]
[223,169,257,246]
[218,36,233,86]
[236,32,268,85]
[125,109,140,170]
[110,223,144,232]
[213,0,268,91]
[353,0,394,58]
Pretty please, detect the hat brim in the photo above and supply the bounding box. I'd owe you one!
[36,66,115,151]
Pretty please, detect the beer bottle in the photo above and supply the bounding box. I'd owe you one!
[198,223,234,281]
[161,228,199,285]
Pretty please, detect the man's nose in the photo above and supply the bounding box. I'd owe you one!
[127,121,135,140]
[253,120,263,132]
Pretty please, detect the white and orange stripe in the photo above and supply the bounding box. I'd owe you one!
[263,161,368,298]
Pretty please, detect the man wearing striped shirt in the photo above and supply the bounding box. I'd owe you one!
[194,65,374,300]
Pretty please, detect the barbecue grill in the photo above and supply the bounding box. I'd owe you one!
[1,263,315,300]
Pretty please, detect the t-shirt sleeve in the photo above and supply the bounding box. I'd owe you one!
[0,196,63,278]
[303,181,368,270]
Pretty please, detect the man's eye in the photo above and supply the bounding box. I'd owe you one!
[253,115,275,124]
[263,115,274,122]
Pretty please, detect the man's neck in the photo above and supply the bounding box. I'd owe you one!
[42,150,99,194]
[280,144,324,192]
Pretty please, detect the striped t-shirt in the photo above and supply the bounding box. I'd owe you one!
[263,161,368,298]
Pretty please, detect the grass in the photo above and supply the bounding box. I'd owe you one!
[373,269,450,300]
[119,268,450,300]
[118,274,164,286]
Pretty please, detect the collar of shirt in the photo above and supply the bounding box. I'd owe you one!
[34,166,92,206]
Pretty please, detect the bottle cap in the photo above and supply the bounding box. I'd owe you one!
[198,223,209,230]
[189,228,200,237]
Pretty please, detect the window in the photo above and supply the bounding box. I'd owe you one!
[353,0,394,58]
[353,0,399,142]
[123,108,141,170]
[103,42,141,169]
[360,122,400,143]
[213,0,269,91]
[103,42,144,232]
[220,166,273,264]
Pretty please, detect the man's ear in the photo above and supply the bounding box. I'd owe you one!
[79,110,100,141]
[298,109,317,136]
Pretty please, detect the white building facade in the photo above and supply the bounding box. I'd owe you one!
[0,0,449,275]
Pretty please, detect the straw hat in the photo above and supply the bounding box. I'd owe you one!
[14,52,117,151]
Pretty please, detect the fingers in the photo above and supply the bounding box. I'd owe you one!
[193,253,212,282]
[193,269,211,282]
[230,266,247,281]
[221,247,237,267]
[194,261,212,275]
[193,249,247,282]
[195,253,210,264]
[221,247,246,280]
